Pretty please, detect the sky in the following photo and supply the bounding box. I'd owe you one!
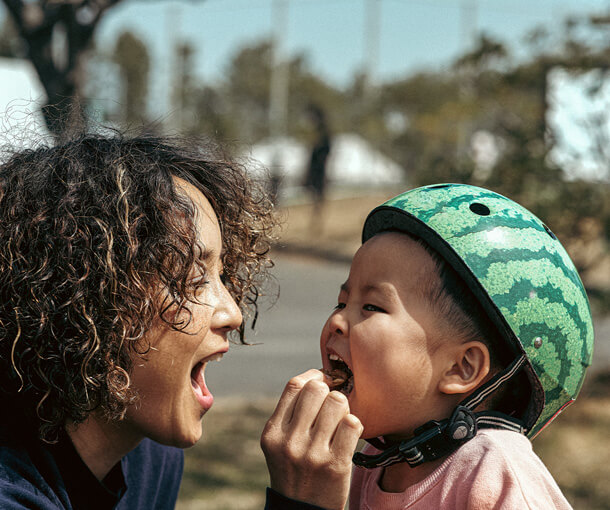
[95,0,610,89]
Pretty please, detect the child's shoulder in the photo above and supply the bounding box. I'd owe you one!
[446,429,572,509]
[453,428,532,463]
[451,428,551,481]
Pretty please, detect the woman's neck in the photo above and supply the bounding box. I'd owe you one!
[66,414,142,481]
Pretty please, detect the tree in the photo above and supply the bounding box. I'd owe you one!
[2,0,206,135]
[113,31,150,126]
[378,28,610,287]
[0,13,23,58]
[2,0,125,134]
[191,40,344,144]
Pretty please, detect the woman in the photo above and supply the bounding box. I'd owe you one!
[0,133,275,509]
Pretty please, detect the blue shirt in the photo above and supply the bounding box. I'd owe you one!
[0,423,183,509]
[0,419,328,509]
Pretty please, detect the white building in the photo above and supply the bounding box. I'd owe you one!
[547,66,610,182]
[0,57,49,151]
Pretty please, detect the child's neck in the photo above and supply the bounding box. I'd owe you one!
[379,457,446,493]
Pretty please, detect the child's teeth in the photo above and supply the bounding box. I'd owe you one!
[329,353,340,361]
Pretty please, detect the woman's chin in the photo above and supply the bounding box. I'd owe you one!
[177,426,204,449]
[151,422,203,449]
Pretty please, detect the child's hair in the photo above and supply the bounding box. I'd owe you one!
[0,132,277,441]
[403,232,531,419]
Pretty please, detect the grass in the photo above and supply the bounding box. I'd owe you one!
[177,372,610,510]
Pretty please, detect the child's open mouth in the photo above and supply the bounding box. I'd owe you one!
[324,353,354,396]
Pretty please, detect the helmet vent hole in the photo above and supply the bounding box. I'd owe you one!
[469,203,490,216]
[543,224,557,240]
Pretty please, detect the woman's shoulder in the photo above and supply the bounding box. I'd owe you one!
[0,431,68,509]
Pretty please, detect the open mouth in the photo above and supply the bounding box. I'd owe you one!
[324,353,354,396]
[190,352,224,411]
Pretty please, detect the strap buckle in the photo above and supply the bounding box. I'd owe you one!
[401,406,477,466]
[353,406,478,468]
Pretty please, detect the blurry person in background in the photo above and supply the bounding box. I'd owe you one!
[0,133,276,509]
[304,103,332,234]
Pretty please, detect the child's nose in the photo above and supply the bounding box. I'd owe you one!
[327,308,348,336]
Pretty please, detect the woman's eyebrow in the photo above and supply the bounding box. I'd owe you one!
[202,248,218,262]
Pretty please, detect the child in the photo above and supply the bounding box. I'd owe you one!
[262,183,593,510]
[0,133,277,509]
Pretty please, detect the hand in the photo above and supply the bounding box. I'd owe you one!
[261,369,363,510]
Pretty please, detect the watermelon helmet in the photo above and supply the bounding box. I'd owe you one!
[362,183,594,440]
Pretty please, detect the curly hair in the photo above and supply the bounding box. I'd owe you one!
[0,133,277,441]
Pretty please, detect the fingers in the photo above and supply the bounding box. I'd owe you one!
[310,390,349,445]
[331,413,363,459]
[289,379,330,434]
[260,376,362,510]
[267,369,324,427]
[311,391,362,457]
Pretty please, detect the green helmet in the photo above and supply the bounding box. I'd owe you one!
[363,183,594,438]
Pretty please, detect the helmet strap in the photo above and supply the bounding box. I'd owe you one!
[353,355,527,469]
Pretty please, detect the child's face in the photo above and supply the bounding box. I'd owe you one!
[320,232,453,440]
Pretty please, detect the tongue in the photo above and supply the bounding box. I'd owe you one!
[191,364,214,411]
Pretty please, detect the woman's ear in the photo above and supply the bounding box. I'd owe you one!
[439,341,491,396]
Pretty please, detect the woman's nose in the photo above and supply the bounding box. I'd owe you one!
[213,282,243,332]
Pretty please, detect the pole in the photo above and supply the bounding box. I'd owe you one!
[459,0,477,52]
[165,4,183,132]
[363,0,381,102]
[269,0,289,139]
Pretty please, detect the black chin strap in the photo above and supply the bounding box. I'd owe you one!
[353,355,527,469]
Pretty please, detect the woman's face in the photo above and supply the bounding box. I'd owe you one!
[124,177,243,448]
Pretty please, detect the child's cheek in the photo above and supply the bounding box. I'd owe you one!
[319,320,331,351]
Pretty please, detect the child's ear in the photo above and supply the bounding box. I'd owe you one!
[438,341,491,396]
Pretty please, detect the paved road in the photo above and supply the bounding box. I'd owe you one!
[209,254,610,400]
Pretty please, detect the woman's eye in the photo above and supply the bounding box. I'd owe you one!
[190,277,210,289]
[363,304,385,313]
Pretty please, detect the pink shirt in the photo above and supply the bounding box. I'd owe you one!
[349,429,572,509]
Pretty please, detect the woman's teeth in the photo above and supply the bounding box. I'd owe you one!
[206,352,224,363]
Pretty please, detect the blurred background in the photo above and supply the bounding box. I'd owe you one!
[1,0,609,508]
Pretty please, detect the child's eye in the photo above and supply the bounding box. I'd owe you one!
[334,303,346,311]
[363,304,386,313]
